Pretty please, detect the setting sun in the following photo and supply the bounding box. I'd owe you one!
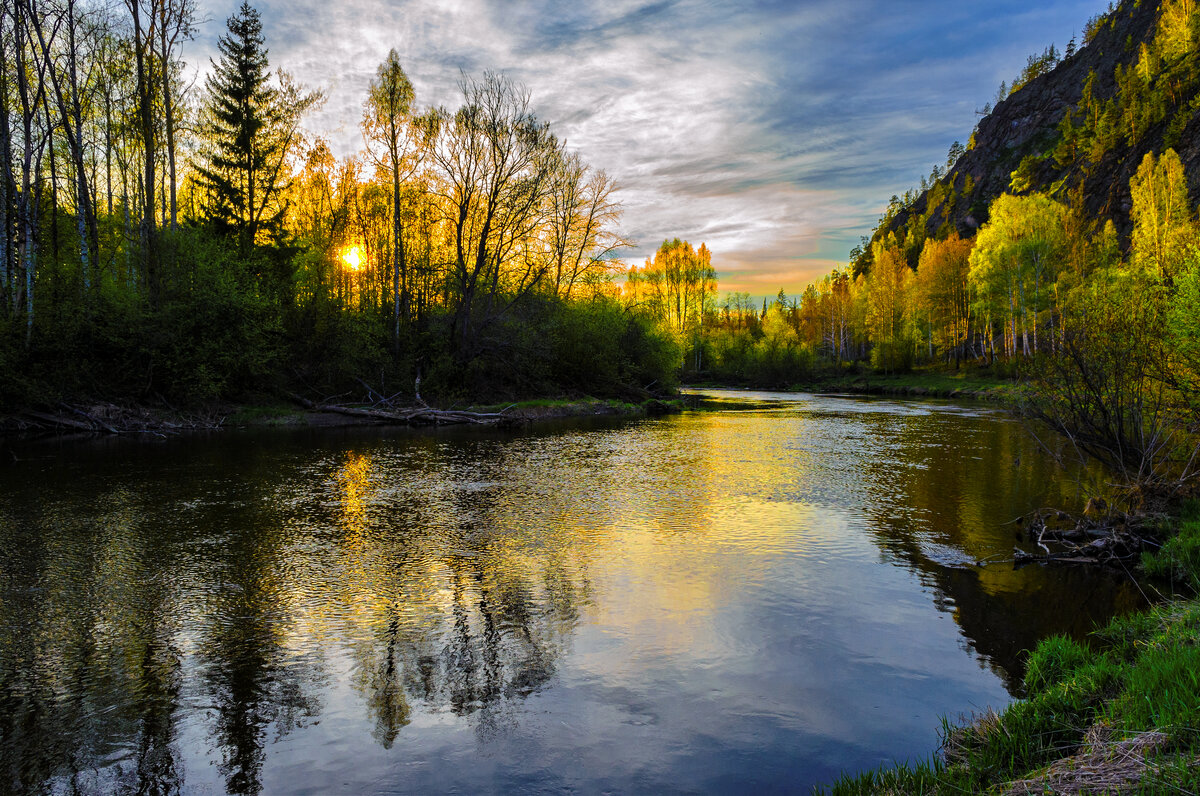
[340,245,364,271]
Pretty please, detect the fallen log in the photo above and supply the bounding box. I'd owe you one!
[61,403,119,434]
[291,394,516,426]
[22,410,97,432]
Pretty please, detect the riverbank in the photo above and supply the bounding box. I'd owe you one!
[687,368,1022,402]
[826,504,1200,794]
[810,370,1022,402]
[0,395,683,438]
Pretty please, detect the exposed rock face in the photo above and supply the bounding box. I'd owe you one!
[881,0,1196,249]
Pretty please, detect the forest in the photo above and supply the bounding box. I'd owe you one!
[0,0,689,408]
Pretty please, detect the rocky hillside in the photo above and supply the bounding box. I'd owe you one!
[860,0,1200,270]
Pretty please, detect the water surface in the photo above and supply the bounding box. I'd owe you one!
[0,390,1146,793]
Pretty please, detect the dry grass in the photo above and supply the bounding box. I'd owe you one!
[1001,724,1172,795]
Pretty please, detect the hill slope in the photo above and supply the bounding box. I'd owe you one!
[858,0,1200,271]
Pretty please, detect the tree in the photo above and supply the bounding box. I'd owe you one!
[28,0,101,296]
[866,235,914,372]
[1029,266,1195,492]
[546,152,625,301]
[968,193,1066,357]
[630,238,715,337]
[157,0,197,232]
[425,71,560,360]
[1130,149,1197,281]
[194,2,318,258]
[124,0,159,299]
[917,234,973,365]
[363,48,418,347]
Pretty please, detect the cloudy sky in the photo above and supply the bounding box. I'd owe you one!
[191,0,1108,296]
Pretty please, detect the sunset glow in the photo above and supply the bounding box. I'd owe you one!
[341,245,364,272]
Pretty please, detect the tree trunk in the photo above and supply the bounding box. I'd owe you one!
[128,0,158,301]
[160,19,177,231]
[391,148,402,349]
[0,6,12,313]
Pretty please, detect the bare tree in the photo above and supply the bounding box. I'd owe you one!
[14,0,53,339]
[123,0,157,299]
[546,151,626,300]
[426,71,560,359]
[29,0,102,295]
[0,1,15,312]
[156,0,195,232]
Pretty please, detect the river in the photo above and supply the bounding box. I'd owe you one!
[0,389,1146,793]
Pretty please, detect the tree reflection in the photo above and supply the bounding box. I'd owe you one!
[201,516,318,796]
[0,489,185,795]
[326,445,591,746]
[854,410,1147,690]
[367,616,411,748]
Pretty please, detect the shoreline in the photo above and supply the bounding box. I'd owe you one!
[826,505,1200,794]
[686,371,1022,403]
[0,395,684,440]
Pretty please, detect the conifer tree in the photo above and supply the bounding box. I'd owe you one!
[195,2,313,254]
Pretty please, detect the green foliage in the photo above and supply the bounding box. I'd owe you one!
[1023,635,1093,695]
[1010,44,1061,95]
[1009,153,1047,193]
[413,297,681,402]
[1130,150,1198,280]
[1141,503,1200,587]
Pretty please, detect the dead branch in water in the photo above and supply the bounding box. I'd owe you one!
[978,504,1163,568]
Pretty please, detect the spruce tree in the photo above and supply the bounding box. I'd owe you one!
[194,2,285,252]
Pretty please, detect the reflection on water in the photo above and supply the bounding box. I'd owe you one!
[0,390,1146,793]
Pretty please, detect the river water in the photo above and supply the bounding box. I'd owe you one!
[0,390,1146,794]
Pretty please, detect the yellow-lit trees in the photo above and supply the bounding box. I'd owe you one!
[625,239,715,335]
[1130,148,1197,280]
[623,239,716,374]
[362,49,419,345]
[916,233,973,365]
[546,152,625,300]
[866,236,915,372]
[968,193,1066,358]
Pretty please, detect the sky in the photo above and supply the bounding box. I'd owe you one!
[190,0,1111,297]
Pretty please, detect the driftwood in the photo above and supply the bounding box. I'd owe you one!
[980,504,1157,568]
[291,394,519,427]
[12,403,222,436]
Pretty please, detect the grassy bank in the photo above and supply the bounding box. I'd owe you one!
[808,369,1022,402]
[826,504,1200,794]
[689,365,1022,403]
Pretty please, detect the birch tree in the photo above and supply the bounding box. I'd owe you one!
[362,48,417,346]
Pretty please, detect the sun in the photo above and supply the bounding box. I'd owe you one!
[340,245,364,271]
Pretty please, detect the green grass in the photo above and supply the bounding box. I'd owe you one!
[1141,501,1200,589]
[799,365,1024,402]
[824,507,1200,794]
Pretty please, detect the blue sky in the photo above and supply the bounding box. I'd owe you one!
[193,0,1110,295]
